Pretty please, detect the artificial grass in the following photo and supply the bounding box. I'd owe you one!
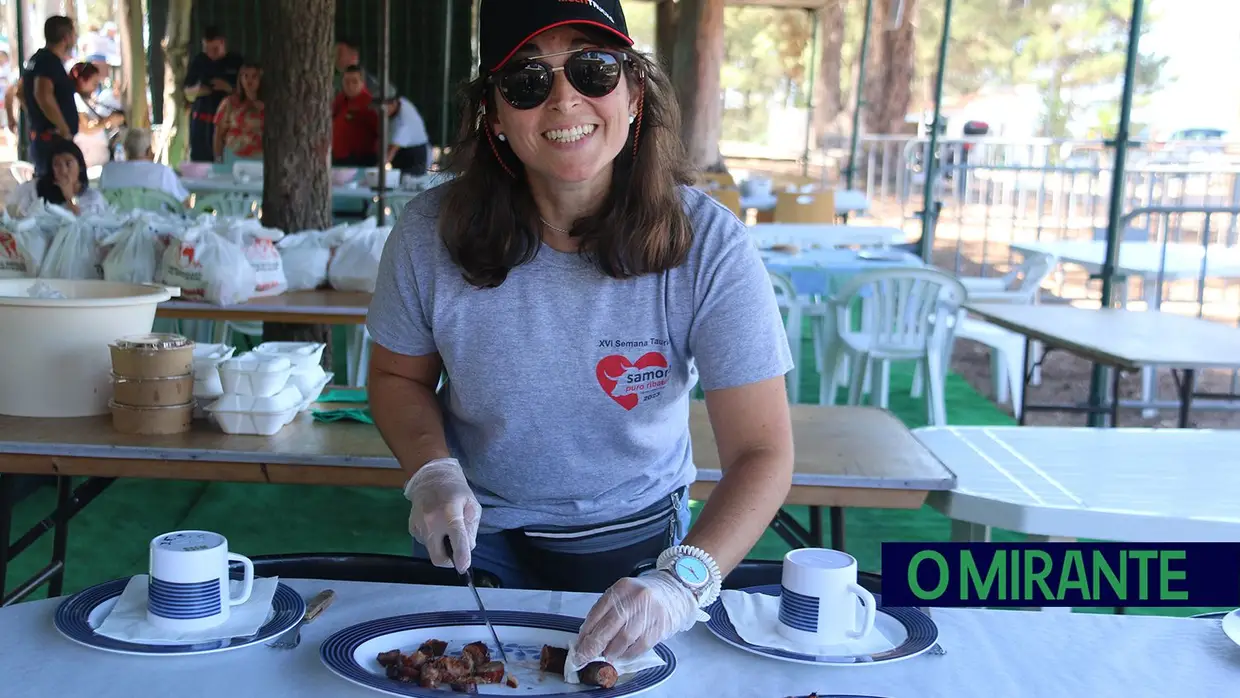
[6,329,1223,617]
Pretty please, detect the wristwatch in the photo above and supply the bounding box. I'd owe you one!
[656,545,722,608]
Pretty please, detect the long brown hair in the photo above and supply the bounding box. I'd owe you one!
[438,48,694,288]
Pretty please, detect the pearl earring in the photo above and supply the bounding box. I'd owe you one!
[497,133,507,141]
[628,114,636,125]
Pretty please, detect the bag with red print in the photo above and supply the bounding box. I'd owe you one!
[158,223,256,305]
[212,218,289,297]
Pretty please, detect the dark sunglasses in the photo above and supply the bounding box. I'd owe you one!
[491,48,629,110]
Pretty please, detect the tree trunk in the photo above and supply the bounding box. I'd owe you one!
[811,0,846,146]
[161,0,193,165]
[259,0,336,367]
[671,0,725,170]
[864,0,918,134]
[118,0,151,127]
[654,0,678,75]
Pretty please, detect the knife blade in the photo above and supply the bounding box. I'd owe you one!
[445,537,508,663]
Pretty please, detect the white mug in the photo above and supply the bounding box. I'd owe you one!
[146,530,254,632]
[776,548,876,648]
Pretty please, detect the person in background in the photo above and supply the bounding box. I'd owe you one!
[70,62,124,169]
[332,66,378,167]
[383,94,430,177]
[333,37,395,97]
[100,127,190,205]
[183,26,242,162]
[213,61,264,162]
[31,136,105,215]
[21,16,78,177]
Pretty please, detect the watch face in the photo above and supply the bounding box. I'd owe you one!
[674,556,709,587]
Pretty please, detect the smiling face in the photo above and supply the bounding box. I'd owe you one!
[490,27,636,187]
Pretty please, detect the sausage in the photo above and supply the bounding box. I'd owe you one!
[580,661,619,688]
[539,645,568,674]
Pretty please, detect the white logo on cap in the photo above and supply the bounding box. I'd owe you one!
[559,0,615,24]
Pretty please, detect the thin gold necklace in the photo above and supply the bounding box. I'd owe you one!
[539,217,571,235]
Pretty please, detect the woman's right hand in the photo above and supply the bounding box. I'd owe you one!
[403,457,480,573]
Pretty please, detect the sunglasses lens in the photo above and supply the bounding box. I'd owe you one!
[498,62,553,110]
[566,50,623,98]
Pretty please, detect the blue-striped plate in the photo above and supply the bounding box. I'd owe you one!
[320,610,676,697]
[705,585,937,667]
[53,577,305,656]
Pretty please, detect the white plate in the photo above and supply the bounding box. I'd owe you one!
[705,585,937,667]
[1222,609,1240,646]
[320,610,675,697]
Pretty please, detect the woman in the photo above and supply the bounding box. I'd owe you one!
[70,62,124,169]
[32,136,106,215]
[213,61,263,162]
[366,0,794,665]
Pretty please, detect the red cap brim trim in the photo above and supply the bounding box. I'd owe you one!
[489,20,634,73]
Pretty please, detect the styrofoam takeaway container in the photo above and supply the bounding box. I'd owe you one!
[217,354,293,397]
[0,279,176,417]
[206,386,302,436]
[253,342,325,372]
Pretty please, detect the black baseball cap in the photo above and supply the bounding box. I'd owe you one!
[479,0,632,74]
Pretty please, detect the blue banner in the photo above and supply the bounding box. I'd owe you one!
[880,542,1240,607]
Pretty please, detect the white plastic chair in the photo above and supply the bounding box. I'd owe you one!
[769,270,803,404]
[103,186,186,214]
[954,251,1055,386]
[9,161,34,184]
[816,267,967,425]
[346,325,372,387]
[194,191,261,218]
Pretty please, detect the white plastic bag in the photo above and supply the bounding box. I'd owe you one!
[327,220,392,293]
[0,217,50,278]
[101,219,162,284]
[277,224,351,291]
[158,224,257,305]
[214,218,288,297]
[39,220,106,280]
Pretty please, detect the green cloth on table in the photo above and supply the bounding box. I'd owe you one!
[312,407,373,424]
[317,390,369,403]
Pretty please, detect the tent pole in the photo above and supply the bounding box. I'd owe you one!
[917,0,952,262]
[1086,0,1144,426]
[843,0,874,191]
[801,8,818,178]
[377,0,391,224]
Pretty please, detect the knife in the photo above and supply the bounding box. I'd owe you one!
[445,537,508,663]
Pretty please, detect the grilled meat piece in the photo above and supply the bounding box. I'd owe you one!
[539,645,568,674]
[417,639,448,657]
[377,649,403,667]
[473,661,506,684]
[461,641,490,666]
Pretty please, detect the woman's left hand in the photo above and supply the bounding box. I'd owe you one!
[572,571,699,664]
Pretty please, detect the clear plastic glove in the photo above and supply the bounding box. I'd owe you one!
[403,458,480,573]
[573,570,700,664]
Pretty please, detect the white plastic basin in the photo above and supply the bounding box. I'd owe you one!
[0,279,176,417]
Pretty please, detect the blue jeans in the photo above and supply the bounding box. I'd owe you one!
[412,489,691,593]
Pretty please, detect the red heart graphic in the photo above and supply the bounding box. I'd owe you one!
[596,352,669,410]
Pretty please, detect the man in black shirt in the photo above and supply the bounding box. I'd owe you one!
[183,26,243,162]
[21,16,78,176]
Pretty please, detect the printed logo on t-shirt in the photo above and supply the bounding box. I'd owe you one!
[595,349,671,410]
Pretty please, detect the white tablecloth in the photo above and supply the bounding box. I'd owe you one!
[1,578,1236,697]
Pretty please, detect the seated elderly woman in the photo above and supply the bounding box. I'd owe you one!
[8,136,107,216]
[100,128,190,205]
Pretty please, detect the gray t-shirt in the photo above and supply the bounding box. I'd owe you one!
[367,185,794,534]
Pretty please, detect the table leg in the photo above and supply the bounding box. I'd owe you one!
[1177,369,1196,428]
[770,509,827,549]
[1024,534,1075,613]
[829,507,845,551]
[2,476,114,606]
[1110,365,1123,428]
[1018,338,1033,426]
[0,475,12,598]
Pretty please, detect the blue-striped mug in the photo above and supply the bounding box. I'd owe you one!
[776,548,876,647]
[146,530,254,632]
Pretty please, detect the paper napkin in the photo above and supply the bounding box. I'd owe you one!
[311,407,373,424]
[563,637,666,685]
[94,575,280,644]
[718,589,895,655]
